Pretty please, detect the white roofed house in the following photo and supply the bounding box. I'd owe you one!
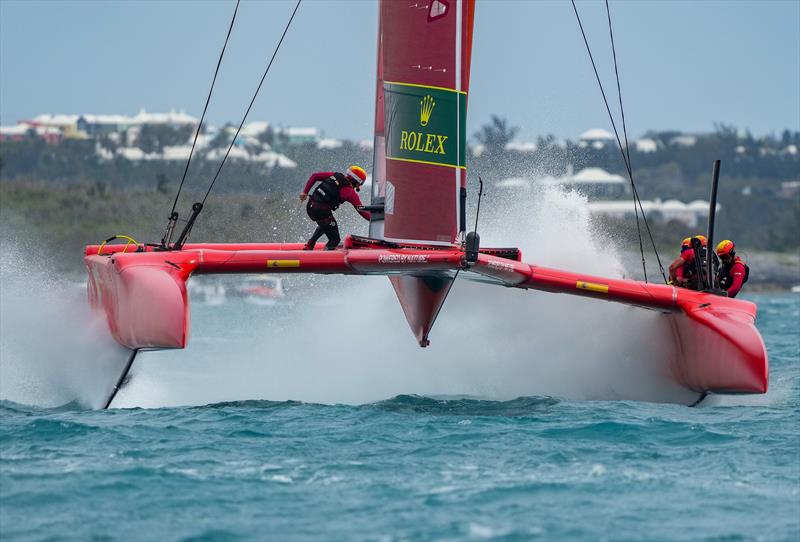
[31,114,79,130]
[240,121,274,147]
[316,138,343,150]
[0,123,33,142]
[116,147,159,161]
[3,122,64,144]
[251,151,297,169]
[78,114,133,136]
[540,166,628,199]
[131,109,199,128]
[634,138,659,153]
[29,114,83,140]
[579,128,615,149]
[282,127,319,146]
[204,147,297,169]
[669,135,698,147]
[161,146,194,161]
[587,198,718,228]
[240,121,270,139]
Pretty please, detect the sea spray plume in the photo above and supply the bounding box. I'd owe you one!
[115,184,696,407]
[481,182,625,275]
[0,236,131,409]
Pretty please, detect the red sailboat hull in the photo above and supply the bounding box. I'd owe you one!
[85,240,768,396]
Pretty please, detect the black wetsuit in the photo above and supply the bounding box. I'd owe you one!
[305,173,350,249]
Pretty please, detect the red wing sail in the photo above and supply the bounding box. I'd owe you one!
[371,0,475,244]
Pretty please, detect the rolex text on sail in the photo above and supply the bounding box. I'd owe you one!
[384,82,466,169]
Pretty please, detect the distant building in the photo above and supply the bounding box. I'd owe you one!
[539,166,628,199]
[669,135,697,147]
[161,146,194,161]
[579,128,615,149]
[587,198,718,228]
[281,127,319,146]
[31,114,79,130]
[240,121,270,139]
[204,147,296,168]
[0,124,31,142]
[116,147,157,161]
[0,122,63,144]
[634,138,658,153]
[317,138,343,150]
[78,114,132,136]
[131,109,198,128]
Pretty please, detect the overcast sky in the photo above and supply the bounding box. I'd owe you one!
[1,0,798,142]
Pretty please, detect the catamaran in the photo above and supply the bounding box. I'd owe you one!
[84,0,768,408]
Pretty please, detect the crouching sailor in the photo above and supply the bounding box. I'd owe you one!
[715,239,749,298]
[669,235,709,290]
[299,165,371,250]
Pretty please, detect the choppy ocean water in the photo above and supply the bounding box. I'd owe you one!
[1,294,798,541]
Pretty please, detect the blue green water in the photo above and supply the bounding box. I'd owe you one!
[1,295,799,541]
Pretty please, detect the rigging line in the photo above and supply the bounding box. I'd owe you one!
[603,0,646,282]
[169,0,240,216]
[631,180,668,282]
[605,0,632,172]
[201,0,302,207]
[570,0,667,283]
[604,0,667,282]
[569,0,629,172]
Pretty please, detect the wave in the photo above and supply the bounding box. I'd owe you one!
[365,394,560,416]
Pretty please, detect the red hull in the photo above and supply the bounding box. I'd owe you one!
[85,240,768,396]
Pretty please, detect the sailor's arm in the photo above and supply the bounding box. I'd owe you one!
[341,187,371,220]
[299,171,334,201]
[668,257,685,284]
[727,263,746,297]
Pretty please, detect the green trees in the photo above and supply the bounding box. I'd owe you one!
[137,125,194,153]
[473,115,519,155]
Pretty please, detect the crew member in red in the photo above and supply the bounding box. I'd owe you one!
[715,239,749,298]
[299,165,371,250]
[668,235,707,290]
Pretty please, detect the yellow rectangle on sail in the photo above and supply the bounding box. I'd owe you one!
[576,280,609,294]
[266,259,300,268]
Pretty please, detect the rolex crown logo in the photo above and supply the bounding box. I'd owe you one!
[420,95,435,127]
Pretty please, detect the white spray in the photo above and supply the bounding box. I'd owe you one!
[0,238,131,408]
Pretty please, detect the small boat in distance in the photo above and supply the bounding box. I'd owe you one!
[187,280,227,306]
[236,275,285,306]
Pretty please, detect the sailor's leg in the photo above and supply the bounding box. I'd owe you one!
[307,223,325,248]
[323,218,340,249]
[306,202,332,249]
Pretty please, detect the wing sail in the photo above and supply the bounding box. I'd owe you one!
[370,0,475,244]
